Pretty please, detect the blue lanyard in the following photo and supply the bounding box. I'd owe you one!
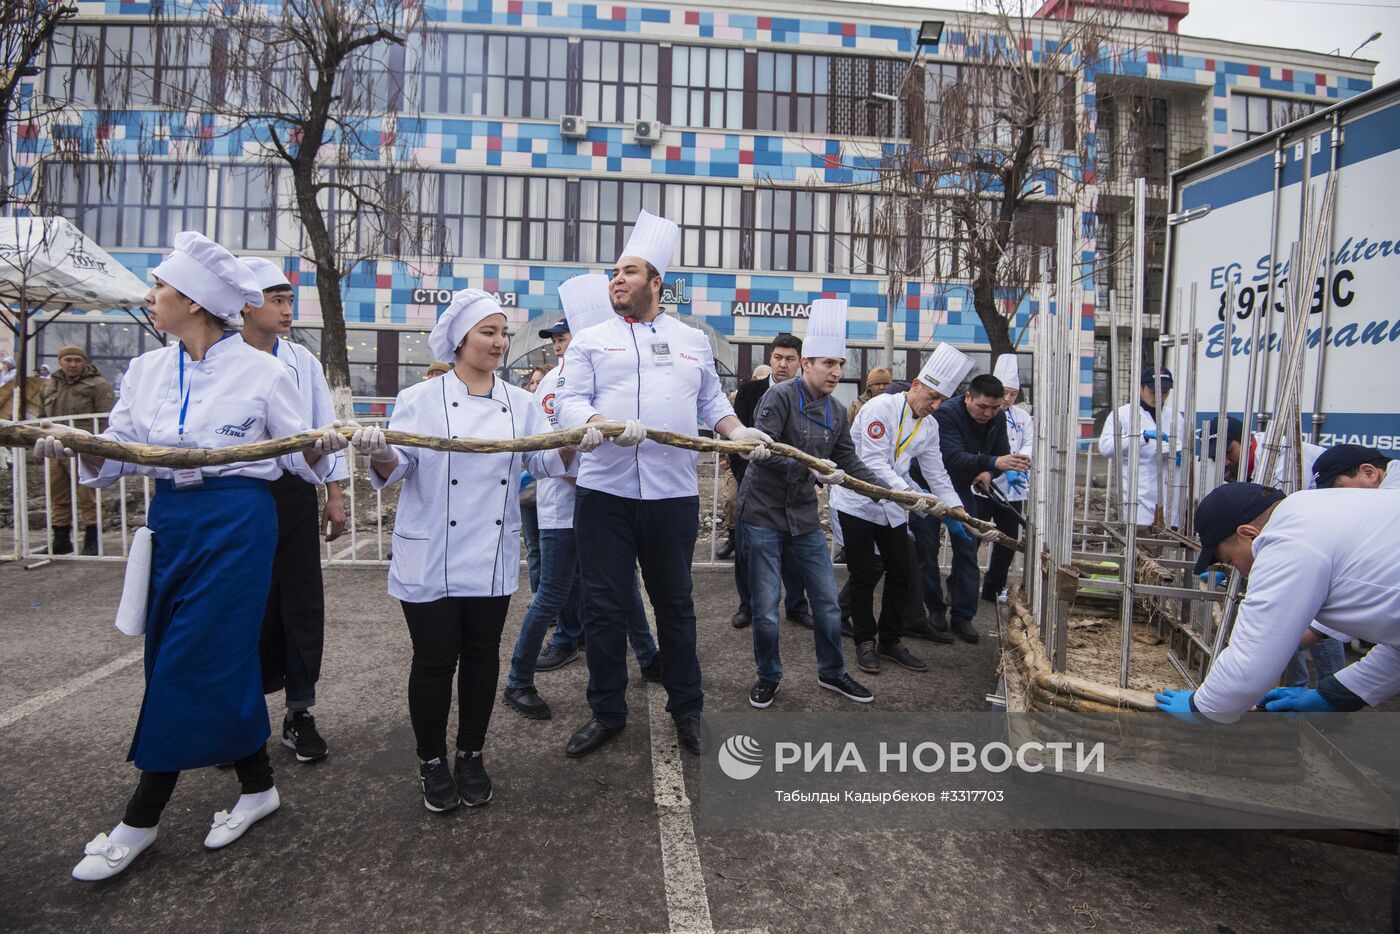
[797,383,831,431]
[177,333,232,443]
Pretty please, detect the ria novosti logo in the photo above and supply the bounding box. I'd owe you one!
[717,734,764,780]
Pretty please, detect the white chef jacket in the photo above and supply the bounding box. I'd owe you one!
[372,371,565,602]
[830,391,962,527]
[1194,489,1400,722]
[80,333,328,488]
[1097,402,1186,526]
[992,404,1033,502]
[533,362,579,530]
[1238,432,1324,490]
[1383,465,1400,490]
[555,312,734,500]
[273,337,349,483]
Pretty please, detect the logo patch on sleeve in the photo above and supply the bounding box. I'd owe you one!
[542,393,557,415]
[867,421,886,440]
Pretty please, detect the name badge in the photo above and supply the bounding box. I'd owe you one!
[650,342,672,367]
[172,467,204,490]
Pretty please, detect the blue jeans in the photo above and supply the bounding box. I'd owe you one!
[742,522,846,682]
[946,500,986,625]
[1285,637,1347,688]
[734,520,810,617]
[907,512,948,620]
[575,488,702,727]
[521,501,541,594]
[546,564,658,669]
[507,527,584,690]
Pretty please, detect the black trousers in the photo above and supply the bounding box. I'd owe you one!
[123,746,273,828]
[259,474,325,703]
[837,511,910,648]
[981,500,1024,598]
[400,595,511,762]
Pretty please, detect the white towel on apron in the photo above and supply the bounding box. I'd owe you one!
[115,527,154,636]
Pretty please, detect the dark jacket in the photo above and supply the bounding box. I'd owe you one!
[728,375,771,485]
[39,362,115,425]
[736,376,881,536]
[934,394,1009,508]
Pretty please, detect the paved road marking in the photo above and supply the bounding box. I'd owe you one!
[646,679,715,934]
[0,648,143,730]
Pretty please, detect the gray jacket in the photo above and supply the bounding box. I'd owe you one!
[735,376,881,536]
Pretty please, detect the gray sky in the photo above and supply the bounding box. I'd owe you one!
[863,1,1400,84]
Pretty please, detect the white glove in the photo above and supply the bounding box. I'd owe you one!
[350,425,395,464]
[809,459,845,486]
[972,523,1001,542]
[612,419,647,447]
[32,419,89,460]
[730,426,773,462]
[907,495,947,518]
[576,425,605,453]
[313,419,356,454]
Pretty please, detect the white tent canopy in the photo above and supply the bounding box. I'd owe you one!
[0,217,149,313]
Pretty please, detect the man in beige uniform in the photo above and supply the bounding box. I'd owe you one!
[40,345,115,555]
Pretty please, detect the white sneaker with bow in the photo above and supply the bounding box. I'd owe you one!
[72,824,157,881]
[203,787,280,850]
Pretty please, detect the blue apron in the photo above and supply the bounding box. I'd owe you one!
[129,476,277,771]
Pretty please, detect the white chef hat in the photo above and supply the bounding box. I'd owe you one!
[428,288,507,362]
[619,210,679,279]
[915,343,975,396]
[803,299,847,360]
[239,256,292,292]
[557,274,615,335]
[151,231,264,321]
[993,353,1020,390]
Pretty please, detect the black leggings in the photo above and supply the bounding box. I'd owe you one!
[122,746,274,828]
[401,595,511,762]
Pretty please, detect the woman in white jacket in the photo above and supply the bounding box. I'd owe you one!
[350,290,580,813]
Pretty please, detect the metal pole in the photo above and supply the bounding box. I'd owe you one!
[1106,290,1121,523]
[1119,178,1148,689]
[1307,110,1344,444]
[1180,286,1200,537]
[1240,138,1288,468]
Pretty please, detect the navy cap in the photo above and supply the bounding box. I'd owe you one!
[1141,367,1174,389]
[1312,444,1391,489]
[1192,483,1286,575]
[537,319,570,339]
[1200,416,1243,458]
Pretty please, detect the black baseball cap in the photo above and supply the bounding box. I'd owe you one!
[1192,482,1286,575]
[1312,444,1391,489]
[1141,367,1174,389]
[538,319,570,339]
[1200,415,1242,458]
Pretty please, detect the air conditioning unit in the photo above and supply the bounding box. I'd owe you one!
[559,114,588,139]
[633,120,664,145]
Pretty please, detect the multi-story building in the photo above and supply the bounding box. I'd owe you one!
[7,0,1375,431]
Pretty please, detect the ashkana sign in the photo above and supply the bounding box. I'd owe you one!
[412,288,517,307]
[732,301,812,318]
[661,279,692,306]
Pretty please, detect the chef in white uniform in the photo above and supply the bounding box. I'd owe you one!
[1200,415,1325,490]
[1311,443,1395,491]
[349,289,572,814]
[984,353,1033,604]
[238,256,348,764]
[830,343,974,675]
[1098,367,1186,526]
[555,210,772,760]
[40,231,341,882]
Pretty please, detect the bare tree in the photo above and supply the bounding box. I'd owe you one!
[1,1,80,212]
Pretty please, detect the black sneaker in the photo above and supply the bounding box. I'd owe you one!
[536,644,579,672]
[419,758,459,813]
[818,673,874,703]
[904,615,954,645]
[749,679,780,709]
[639,657,663,682]
[785,611,814,630]
[503,686,552,720]
[730,610,752,630]
[879,641,928,672]
[454,753,493,807]
[282,712,329,763]
[952,618,981,644]
[855,641,880,674]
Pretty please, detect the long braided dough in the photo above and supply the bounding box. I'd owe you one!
[0,420,1022,552]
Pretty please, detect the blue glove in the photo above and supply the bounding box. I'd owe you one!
[1004,470,1027,494]
[1257,687,1333,713]
[1154,689,1205,724]
[944,519,973,543]
[1198,570,1227,588]
[1142,429,1169,443]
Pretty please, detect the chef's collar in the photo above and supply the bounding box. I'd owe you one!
[449,368,499,398]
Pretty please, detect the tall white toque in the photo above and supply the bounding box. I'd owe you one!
[618,209,680,278]
[915,342,975,397]
[803,298,847,360]
[557,274,616,335]
[151,231,264,321]
[239,256,292,292]
[993,353,1021,390]
[428,288,507,362]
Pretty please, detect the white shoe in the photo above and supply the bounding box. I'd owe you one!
[203,787,280,850]
[997,589,1009,605]
[72,825,156,881]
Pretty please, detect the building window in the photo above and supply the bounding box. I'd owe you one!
[755,189,825,273]
[667,45,744,130]
[417,32,568,118]
[580,39,659,123]
[42,162,208,250]
[46,24,217,108]
[754,51,829,134]
[577,179,742,269]
[215,166,281,252]
[416,172,567,262]
[397,331,435,389]
[827,55,909,138]
[829,192,914,276]
[1230,92,1321,146]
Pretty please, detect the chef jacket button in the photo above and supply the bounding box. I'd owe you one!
[451,479,458,485]
[500,478,507,485]
[495,519,502,526]
[450,520,457,527]
[501,407,507,414]
[453,402,459,407]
